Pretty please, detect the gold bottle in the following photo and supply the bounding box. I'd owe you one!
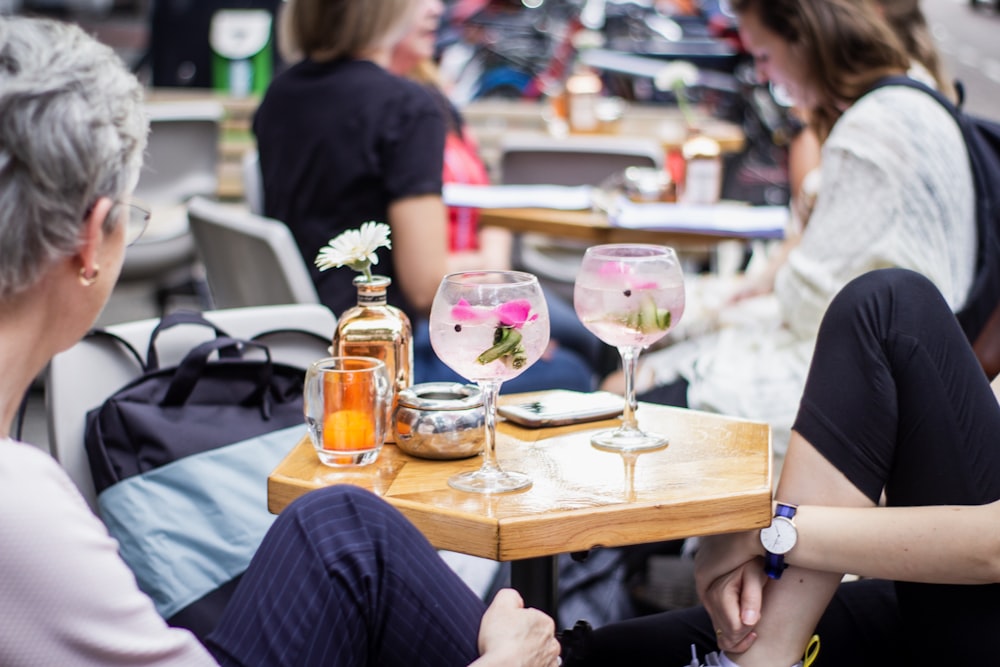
[333,276,413,419]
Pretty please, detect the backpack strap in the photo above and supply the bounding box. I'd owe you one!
[865,75,960,116]
[867,76,1000,344]
[146,310,237,370]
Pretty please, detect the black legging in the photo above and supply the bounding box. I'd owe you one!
[566,269,1000,666]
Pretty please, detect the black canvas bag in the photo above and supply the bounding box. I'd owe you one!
[83,310,322,640]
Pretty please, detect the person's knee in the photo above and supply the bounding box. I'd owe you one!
[841,268,937,306]
[831,268,940,325]
[285,485,393,528]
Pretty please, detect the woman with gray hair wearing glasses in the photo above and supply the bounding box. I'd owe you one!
[0,16,559,667]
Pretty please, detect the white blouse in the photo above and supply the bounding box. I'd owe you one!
[0,438,217,666]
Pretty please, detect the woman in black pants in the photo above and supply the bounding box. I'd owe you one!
[564,268,1000,666]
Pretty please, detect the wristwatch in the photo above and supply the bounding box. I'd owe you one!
[760,502,798,579]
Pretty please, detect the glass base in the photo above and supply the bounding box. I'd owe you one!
[448,469,532,494]
[316,447,381,467]
[590,427,668,453]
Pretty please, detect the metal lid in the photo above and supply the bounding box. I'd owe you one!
[396,382,483,410]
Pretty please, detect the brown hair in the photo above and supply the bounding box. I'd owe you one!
[281,0,414,62]
[731,0,910,141]
[877,0,955,100]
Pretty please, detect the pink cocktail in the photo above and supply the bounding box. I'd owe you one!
[574,244,685,451]
[429,271,550,493]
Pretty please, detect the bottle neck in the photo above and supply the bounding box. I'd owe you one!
[357,289,388,307]
[355,275,391,307]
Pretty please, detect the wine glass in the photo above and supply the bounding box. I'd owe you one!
[574,244,685,451]
[429,270,550,493]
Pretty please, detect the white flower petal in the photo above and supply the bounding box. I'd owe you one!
[654,61,699,91]
[314,221,393,272]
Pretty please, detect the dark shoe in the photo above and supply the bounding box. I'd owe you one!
[557,620,594,666]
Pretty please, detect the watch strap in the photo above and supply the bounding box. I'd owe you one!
[763,503,797,580]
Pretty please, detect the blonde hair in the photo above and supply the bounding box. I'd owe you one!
[281,0,415,62]
[732,0,910,141]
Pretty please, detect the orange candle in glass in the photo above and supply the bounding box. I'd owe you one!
[304,356,391,467]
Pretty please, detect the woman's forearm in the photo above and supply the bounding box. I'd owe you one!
[389,194,449,314]
[788,502,1000,584]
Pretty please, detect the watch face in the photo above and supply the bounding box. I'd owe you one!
[760,516,797,555]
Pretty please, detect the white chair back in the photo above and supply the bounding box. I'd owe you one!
[499,132,663,187]
[138,100,225,205]
[242,148,264,215]
[186,196,320,308]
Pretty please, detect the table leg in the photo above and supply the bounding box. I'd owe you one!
[510,556,560,624]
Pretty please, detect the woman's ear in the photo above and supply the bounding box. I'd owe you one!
[78,197,114,277]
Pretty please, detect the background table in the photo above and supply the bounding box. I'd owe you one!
[478,206,775,250]
[268,394,773,619]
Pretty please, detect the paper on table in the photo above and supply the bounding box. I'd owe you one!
[443,183,593,210]
[609,196,787,239]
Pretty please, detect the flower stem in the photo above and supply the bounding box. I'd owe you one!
[674,82,696,129]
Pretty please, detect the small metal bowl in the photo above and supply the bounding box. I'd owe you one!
[393,382,485,460]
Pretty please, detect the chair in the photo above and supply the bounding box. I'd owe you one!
[45,303,336,511]
[242,148,264,215]
[499,132,664,298]
[186,196,320,308]
[498,131,664,187]
[116,100,227,315]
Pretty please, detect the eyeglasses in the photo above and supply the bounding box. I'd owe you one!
[122,200,151,247]
[83,197,152,247]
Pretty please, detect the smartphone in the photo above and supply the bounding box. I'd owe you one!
[498,390,624,428]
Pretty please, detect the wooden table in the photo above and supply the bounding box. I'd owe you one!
[268,393,772,619]
[478,206,773,249]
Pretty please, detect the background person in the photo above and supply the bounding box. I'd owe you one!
[604,0,976,466]
[386,0,607,388]
[0,15,560,667]
[728,0,958,304]
[261,0,595,393]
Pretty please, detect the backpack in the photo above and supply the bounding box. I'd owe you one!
[84,310,326,640]
[869,77,1000,346]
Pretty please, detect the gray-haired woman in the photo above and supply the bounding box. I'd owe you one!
[0,16,559,667]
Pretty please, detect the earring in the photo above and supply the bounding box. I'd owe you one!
[79,265,100,287]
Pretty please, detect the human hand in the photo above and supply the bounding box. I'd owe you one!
[694,533,766,652]
[473,589,561,667]
[725,273,773,305]
[700,559,767,654]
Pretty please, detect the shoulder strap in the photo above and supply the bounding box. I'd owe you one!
[869,76,1000,343]
[866,75,958,116]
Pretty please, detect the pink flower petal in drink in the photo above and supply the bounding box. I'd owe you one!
[495,299,534,328]
[598,261,632,278]
[628,280,659,290]
[452,299,487,322]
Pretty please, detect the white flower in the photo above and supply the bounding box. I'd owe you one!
[653,60,699,127]
[315,221,392,281]
[653,60,699,92]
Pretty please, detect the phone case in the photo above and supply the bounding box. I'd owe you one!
[498,390,624,428]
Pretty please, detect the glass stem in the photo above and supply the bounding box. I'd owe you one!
[478,379,503,474]
[618,346,640,431]
[622,451,638,502]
